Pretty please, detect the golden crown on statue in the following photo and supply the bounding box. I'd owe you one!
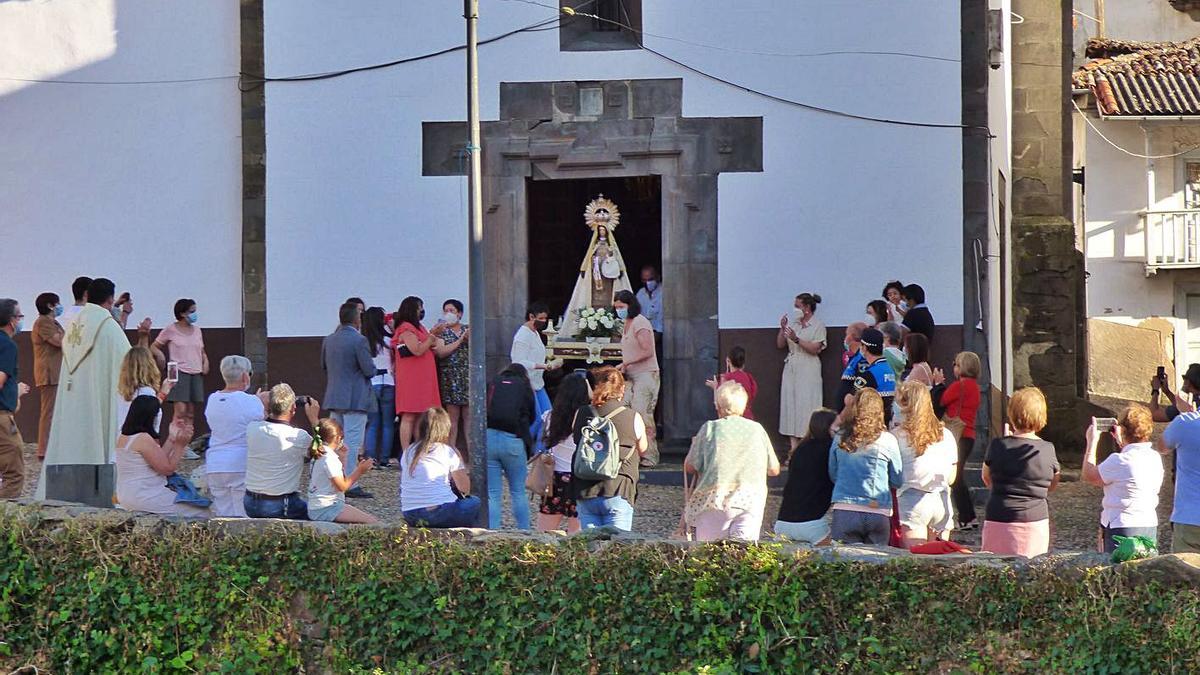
[583,194,621,232]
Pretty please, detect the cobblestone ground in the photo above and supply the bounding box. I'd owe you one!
[13,443,1179,552]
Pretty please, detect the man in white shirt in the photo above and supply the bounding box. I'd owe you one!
[59,276,91,327]
[635,265,664,335]
[244,384,320,519]
[509,301,560,441]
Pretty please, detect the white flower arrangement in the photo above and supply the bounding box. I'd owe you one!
[573,306,621,339]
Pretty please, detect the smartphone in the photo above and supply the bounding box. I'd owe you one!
[295,395,310,408]
[166,361,179,383]
[1094,417,1118,432]
[1157,366,1166,380]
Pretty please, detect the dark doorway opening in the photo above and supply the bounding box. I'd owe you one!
[526,175,662,323]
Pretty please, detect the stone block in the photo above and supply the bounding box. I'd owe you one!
[499,81,554,121]
[1087,319,1174,402]
[422,122,469,176]
[630,78,683,118]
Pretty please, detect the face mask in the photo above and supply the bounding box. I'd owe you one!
[419,309,426,321]
[899,301,909,311]
[892,403,904,425]
[793,308,804,320]
[54,305,64,318]
[111,307,122,321]
[842,340,850,351]
[187,312,199,325]
[615,307,629,320]
[534,319,548,330]
[865,314,877,325]
[646,280,658,292]
[443,312,459,325]
[13,319,23,333]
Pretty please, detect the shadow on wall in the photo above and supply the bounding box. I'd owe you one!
[1087,318,1175,402]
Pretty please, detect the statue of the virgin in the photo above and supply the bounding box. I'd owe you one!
[562,195,633,333]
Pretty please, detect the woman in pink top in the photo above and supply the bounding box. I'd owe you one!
[613,290,660,467]
[150,298,208,428]
[706,346,758,420]
[393,296,442,450]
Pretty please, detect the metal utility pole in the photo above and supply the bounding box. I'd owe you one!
[464,0,489,526]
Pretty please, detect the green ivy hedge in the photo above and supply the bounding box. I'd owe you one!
[1,509,1197,673]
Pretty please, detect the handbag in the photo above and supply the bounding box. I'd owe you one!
[525,452,555,498]
[672,469,696,541]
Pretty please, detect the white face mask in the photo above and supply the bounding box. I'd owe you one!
[865,314,877,325]
[443,311,460,325]
[792,307,804,320]
[892,403,904,426]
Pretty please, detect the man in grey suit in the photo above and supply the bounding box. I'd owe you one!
[322,302,378,498]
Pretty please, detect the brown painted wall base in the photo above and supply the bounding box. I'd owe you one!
[719,325,964,448]
[14,325,963,452]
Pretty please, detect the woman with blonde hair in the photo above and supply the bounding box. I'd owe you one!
[401,407,479,528]
[1082,405,1164,553]
[117,347,170,435]
[893,381,958,547]
[828,388,902,545]
[306,418,377,524]
[683,381,780,542]
[981,387,1061,558]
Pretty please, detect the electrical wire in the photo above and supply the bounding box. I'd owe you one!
[502,0,960,62]
[1072,99,1200,158]
[0,74,238,85]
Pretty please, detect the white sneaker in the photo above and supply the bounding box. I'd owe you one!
[183,448,200,461]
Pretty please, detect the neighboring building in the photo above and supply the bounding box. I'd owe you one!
[1073,2,1200,401]
[2,1,1006,445]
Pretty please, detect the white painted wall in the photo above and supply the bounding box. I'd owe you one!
[0,0,243,328]
[263,0,964,336]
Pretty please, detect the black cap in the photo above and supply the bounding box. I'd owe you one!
[860,327,884,355]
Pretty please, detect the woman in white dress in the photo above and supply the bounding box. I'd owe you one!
[778,292,826,456]
[115,395,210,518]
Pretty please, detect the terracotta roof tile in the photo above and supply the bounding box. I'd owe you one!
[1074,37,1200,116]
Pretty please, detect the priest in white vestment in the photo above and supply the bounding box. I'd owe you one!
[37,278,131,500]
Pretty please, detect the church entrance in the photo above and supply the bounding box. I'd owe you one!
[526,175,662,322]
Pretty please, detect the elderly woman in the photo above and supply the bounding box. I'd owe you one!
[684,381,781,542]
[828,388,902,545]
[1082,405,1164,553]
[981,387,1061,558]
[203,355,267,517]
[115,396,210,517]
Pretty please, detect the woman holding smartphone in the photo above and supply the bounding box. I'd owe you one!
[151,299,208,440]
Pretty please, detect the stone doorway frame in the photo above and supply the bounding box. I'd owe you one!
[423,78,762,441]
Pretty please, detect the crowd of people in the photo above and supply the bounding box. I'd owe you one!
[0,272,1197,558]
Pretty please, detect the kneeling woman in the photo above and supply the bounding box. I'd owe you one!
[307,419,378,524]
[401,407,480,528]
[116,396,210,518]
[828,388,902,545]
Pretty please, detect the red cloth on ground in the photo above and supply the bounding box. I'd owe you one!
[910,540,973,555]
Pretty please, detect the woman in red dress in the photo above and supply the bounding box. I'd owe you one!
[394,296,442,450]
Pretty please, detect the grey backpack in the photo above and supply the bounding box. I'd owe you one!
[572,406,627,481]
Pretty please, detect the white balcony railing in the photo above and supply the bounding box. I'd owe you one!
[1144,209,1200,274]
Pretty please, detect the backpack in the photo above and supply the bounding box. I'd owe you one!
[572,405,627,481]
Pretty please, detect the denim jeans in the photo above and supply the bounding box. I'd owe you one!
[530,388,551,442]
[576,496,634,532]
[330,410,368,467]
[243,491,308,520]
[404,496,482,528]
[365,384,396,463]
[830,508,890,545]
[486,428,531,530]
